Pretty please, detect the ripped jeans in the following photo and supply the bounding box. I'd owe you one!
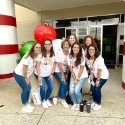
[69,76,87,103]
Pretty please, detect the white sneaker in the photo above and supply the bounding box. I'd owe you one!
[42,101,48,108]
[71,103,78,110]
[93,104,101,110]
[53,97,57,105]
[61,101,69,108]
[27,104,35,110]
[21,107,33,113]
[46,100,52,107]
[75,104,80,111]
[91,102,96,108]
[57,98,61,102]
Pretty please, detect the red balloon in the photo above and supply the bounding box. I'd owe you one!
[34,23,56,45]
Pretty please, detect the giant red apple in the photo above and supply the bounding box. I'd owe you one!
[34,23,56,45]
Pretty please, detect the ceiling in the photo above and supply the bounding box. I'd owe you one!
[15,0,123,12]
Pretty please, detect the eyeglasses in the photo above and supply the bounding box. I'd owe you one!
[89,49,95,51]
[44,44,52,46]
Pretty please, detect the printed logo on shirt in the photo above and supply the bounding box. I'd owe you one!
[70,60,78,69]
[63,58,68,67]
[43,57,53,65]
[88,61,95,71]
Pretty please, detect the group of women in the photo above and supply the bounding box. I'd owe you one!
[13,34,109,113]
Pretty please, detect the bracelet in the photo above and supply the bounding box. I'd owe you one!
[51,73,54,75]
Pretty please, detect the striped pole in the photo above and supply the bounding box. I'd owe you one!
[122,14,125,89]
[0,0,18,79]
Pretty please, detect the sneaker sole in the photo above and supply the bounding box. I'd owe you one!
[93,107,101,110]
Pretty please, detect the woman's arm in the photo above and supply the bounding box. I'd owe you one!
[36,61,42,83]
[23,64,30,84]
[51,62,56,74]
[68,66,78,84]
[49,62,56,81]
[96,69,102,87]
[58,62,65,81]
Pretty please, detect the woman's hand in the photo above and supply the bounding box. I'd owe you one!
[65,74,68,80]
[61,74,65,82]
[74,78,78,84]
[96,80,100,87]
[25,78,30,84]
[49,74,53,81]
[38,77,42,83]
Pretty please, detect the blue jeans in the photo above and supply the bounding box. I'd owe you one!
[13,72,31,105]
[34,74,54,102]
[54,72,67,99]
[91,78,107,105]
[69,76,87,103]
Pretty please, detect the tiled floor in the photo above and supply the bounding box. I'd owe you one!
[0,68,125,125]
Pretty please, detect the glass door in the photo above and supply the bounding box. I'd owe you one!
[88,25,103,55]
[78,27,87,44]
[65,28,77,39]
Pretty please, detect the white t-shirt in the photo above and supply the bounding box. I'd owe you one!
[55,50,69,73]
[14,53,36,78]
[86,55,109,79]
[34,53,55,77]
[68,55,88,79]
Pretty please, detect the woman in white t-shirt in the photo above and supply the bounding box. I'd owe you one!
[68,42,88,111]
[83,35,98,95]
[54,40,70,108]
[34,39,56,109]
[13,42,42,113]
[86,44,109,111]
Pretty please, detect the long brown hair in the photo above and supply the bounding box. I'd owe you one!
[86,44,100,60]
[69,42,83,66]
[83,35,97,50]
[42,39,55,57]
[25,42,42,59]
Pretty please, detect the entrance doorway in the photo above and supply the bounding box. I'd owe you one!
[102,25,117,68]
[88,25,102,55]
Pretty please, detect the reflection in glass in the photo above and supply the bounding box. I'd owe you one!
[121,14,125,23]
[88,14,120,25]
[79,28,87,35]
[66,29,76,38]
[53,18,78,27]
[89,27,101,51]
[79,18,87,26]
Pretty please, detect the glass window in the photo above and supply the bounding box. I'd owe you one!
[79,18,87,26]
[53,18,78,28]
[121,14,125,23]
[88,14,120,25]
[55,28,65,39]
[79,27,87,35]
[65,29,77,38]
